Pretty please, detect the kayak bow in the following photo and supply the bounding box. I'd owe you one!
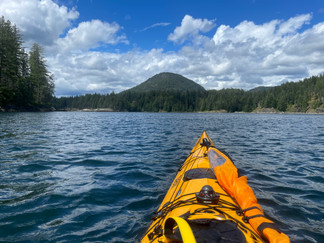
[141,131,289,243]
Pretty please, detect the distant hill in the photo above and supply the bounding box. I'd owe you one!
[125,72,205,92]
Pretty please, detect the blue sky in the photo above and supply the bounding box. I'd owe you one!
[62,0,324,51]
[1,0,324,96]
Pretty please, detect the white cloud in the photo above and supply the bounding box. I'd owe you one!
[213,20,280,49]
[50,14,324,95]
[48,49,181,95]
[168,15,216,44]
[277,14,311,35]
[57,20,129,51]
[207,13,324,88]
[0,0,79,46]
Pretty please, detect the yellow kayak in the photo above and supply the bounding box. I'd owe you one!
[141,131,289,243]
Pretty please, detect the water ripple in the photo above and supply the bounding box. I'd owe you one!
[0,112,323,242]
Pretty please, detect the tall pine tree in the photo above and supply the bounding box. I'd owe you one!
[0,16,24,105]
[29,43,54,106]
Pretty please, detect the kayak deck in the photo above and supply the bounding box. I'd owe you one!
[141,131,289,243]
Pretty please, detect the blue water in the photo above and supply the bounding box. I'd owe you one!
[0,112,323,242]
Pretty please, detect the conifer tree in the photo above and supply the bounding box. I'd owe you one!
[29,43,54,105]
[0,16,25,105]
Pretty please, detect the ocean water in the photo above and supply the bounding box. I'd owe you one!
[0,112,323,242]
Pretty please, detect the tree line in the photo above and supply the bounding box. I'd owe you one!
[0,16,54,109]
[54,75,324,113]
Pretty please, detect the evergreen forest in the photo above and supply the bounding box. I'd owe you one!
[54,75,324,113]
[0,16,54,110]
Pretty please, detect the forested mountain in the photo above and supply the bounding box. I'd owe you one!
[0,16,54,110]
[126,72,205,92]
[54,74,324,113]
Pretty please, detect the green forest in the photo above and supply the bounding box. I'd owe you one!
[0,16,54,110]
[54,75,324,113]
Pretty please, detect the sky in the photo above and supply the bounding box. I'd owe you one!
[1,0,324,96]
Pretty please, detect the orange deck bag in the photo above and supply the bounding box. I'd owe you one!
[214,160,238,198]
[213,156,290,243]
[232,176,289,243]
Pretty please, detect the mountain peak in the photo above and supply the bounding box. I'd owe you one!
[126,72,205,92]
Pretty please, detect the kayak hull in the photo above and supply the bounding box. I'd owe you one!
[141,131,289,243]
